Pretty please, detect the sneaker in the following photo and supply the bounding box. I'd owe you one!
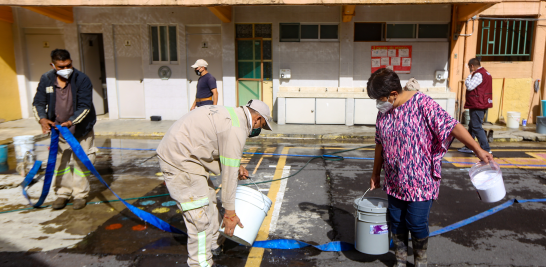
[73,199,87,210]
[487,130,494,143]
[457,146,474,154]
[52,197,69,210]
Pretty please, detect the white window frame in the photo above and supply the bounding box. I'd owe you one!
[149,24,179,65]
[385,22,449,42]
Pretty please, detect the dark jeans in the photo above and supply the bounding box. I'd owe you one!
[468,109,490,151]
[388,195,433,239]
[196,100,213,107]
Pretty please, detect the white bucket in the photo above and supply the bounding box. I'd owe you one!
[219,185,272,246]
[469,161,506,203]
[353,193,389,255]
[506,111,521,129]
[13,135,35,163]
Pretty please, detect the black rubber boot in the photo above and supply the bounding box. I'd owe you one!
[412,236,428,267]
[393,233,409,267]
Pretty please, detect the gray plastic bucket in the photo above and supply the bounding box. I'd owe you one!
[353,193,389,255]
[537,116,546,134]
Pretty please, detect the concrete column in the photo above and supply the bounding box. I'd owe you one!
[103,23,119,119]
[277,97,286,125]
[221,21,236,107]
[12,8,31,118]
[447,98,456,118]
[63,21,80,70]
[272,22,280,122]
[339,18,354,88]
[345,98,354,126]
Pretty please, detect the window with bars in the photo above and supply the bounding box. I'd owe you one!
[476,18,535,61]
[150,25,178,64]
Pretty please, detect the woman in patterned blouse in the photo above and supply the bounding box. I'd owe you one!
[368,68,493,267]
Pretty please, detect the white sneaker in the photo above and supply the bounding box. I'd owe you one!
[457,146,474,154]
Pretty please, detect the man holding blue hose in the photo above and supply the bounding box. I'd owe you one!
[157,99,272,267]
[32,49,97,211]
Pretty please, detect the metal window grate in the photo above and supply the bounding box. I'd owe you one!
[477,19,534,58]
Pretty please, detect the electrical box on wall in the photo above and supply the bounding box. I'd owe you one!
[280,69,291,79]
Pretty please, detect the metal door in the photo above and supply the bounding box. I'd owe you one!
[25,34,65,104]
[114,25,145,118]
[186,27,223,110]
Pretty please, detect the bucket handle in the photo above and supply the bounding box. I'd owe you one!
[358,188,371,204]
[247,177,268,215]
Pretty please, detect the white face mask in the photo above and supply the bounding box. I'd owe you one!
[56,68,73,79]
[376,96,395,114]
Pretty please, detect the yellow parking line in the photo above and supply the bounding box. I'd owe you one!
[245,147,290,267]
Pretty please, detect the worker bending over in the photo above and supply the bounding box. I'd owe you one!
[156,100,272,267]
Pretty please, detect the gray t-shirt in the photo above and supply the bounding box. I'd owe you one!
[54,80,76,134]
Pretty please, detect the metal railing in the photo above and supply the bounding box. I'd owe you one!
[477,19,534,57]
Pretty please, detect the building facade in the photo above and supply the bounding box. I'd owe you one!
[0,1,543,126]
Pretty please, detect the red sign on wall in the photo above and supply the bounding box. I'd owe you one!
[371,46,412,74]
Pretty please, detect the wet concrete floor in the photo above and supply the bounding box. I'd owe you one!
[0,137,545,266]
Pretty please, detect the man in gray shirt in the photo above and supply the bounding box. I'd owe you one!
[33,49,97,210]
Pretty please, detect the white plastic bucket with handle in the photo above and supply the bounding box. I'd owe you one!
[353,189,389,255]
[506,111,521,129]
[219,182,272,246]
[13,135,35,163]
[469,160,506,203]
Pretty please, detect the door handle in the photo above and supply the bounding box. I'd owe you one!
[140,79,143,83]
[311,110,314,113]
[189,79,192,83]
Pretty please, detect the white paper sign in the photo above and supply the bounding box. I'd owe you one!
[391,57,400,66]
[381,57,390,66]
[373,49,388,57]
[388,49,397,57]
[386,65,394,70]
[371,58,381,68]
[399,49,410,57]
[402,58,411,66]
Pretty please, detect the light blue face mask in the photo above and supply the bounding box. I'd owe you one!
[376,96,395,114]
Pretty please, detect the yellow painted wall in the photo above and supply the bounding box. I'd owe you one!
[488,78,532,124]
[0,21,21,122]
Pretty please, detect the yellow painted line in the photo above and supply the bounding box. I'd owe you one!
[253,157,264,175]
[245,147,290,267]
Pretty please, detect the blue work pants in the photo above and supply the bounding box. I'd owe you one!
[388,195,433,239]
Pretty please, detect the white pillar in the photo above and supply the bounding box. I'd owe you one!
[339,19,354,88]
[221,21,236,107]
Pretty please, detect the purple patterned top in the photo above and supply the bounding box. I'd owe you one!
[375,92,458,201]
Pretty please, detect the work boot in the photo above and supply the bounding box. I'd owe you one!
[392,233,409,267]
[52,197,69,210]
[412,236,429,267]
[73,199,87,210]
[212,246,223,257]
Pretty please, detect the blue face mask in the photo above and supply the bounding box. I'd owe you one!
[248,128,261,138]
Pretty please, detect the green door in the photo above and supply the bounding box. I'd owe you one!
[237,39,262,106]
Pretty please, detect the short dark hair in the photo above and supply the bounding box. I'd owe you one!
[366,68,403,99]
[51,49,71,62]
[468,58,481,67]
